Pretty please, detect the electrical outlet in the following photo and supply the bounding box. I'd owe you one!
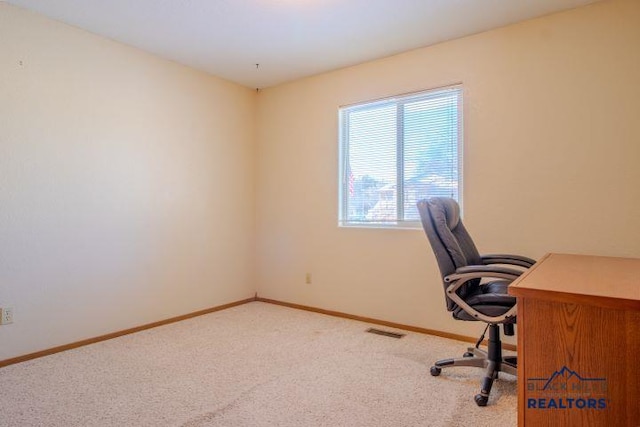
[305,273,312,284]
[0,307,14,325]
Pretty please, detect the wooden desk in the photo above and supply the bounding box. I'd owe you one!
[509,253,640,426]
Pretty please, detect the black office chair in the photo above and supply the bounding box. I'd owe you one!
[416,197,535,406]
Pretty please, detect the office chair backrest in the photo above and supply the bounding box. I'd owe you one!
[417,197,482,311]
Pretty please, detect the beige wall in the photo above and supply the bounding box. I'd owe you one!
[255,0,640,339]
[0,4,256,360]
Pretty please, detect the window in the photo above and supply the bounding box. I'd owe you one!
[339,85,462,228]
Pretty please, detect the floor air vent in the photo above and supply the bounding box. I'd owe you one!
[365,328,405,339]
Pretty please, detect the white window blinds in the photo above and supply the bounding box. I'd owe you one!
[339,85,462,227]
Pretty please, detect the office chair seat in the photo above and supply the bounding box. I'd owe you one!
[453,281,515,320]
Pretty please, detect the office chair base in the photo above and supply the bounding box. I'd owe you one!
[429,325,517,406]
[432,346,516,370]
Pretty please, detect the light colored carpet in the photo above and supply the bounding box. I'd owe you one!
[0,302,516,426]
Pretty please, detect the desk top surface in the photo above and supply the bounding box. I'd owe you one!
[509,253,640,310]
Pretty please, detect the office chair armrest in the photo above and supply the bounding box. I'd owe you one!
[448,265,524,280]
[444,268,520,324]
[481,254,536,268]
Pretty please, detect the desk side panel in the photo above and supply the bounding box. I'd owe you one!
[520,299,639,426]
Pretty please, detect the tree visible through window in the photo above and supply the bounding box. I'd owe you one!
[339,85,462,227]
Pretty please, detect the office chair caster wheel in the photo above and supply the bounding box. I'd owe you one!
[474,394,488,407]
[430,366,442,376]
[463,351,474,358]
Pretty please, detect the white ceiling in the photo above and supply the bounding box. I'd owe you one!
[6,0,600,89]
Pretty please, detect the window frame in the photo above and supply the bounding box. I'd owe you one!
[338,84,463,229]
